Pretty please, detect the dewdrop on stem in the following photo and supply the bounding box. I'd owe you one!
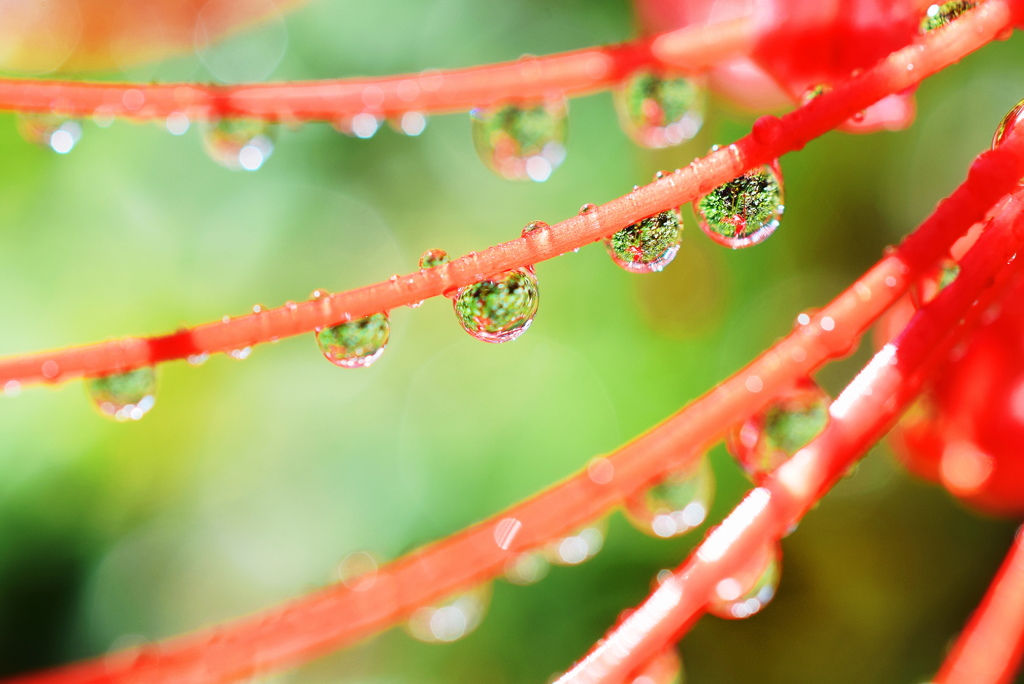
[17,114,82,154]
[405,583,491,643]
[316,313,390,368]
[471,98,568,182]
[454,268,539,343]
[624,455,713,538]
[85,367,157,422]
[614,69,705,149]
[605,209,683,273]
[201,118,275,171]
[696,158,784,249]
[706,543,781,620]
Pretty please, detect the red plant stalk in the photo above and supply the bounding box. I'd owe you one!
[11,101,1024,684]
[0,17,751,122]
[0,0,1015,388]
[934,529,1024,684]
[555,188,1024,684]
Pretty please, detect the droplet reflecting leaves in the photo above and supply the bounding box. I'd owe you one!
[920,1,977,33]
[471,99,568,182]
[993,97,1024,153]
[454,268,539,343]
[85,367,157,421]
[419,249,450,269]
[406,584,491,643]
[201,118,275,171]
[625,456,713,538]
[707,543,781,620]
[615,70,705,148]
[696,160,784,249]
[316,313,390,368]
[605,210,683,273]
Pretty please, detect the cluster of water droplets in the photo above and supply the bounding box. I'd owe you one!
[625,456,713,538]
[471,98,568,182]
[706,543,782,620]
[85,367,157,422]
[614,70,706,149]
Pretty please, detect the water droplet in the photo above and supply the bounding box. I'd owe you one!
[604,210,683,273]
[579,203,596,215]
[629,648,684,684]
[696,159,784,249]
[800,84,832,105]
[615,70,705,148]
[165,112,190,136]
[625,455,713,538]
[187,352,210,366]
[544,523,605,566]
[388,111,428,136]
[504,552,550,585]
[227,347,252,361]
[406,584,491,643]
[726,378,830,481]
[993,98,1024,151]
[338,113,380,139]
[454,268,539,343]
[471,98,568,182]
[310,289,329,301]
[17,114,82,154]
[920,1,976,33]
[707,543,781,620]
[4,380,21,397]
[335,551,378,591]
[201,119,275,171]
[85,367,157,421]
[419,249,450,269]
[316,313,390,368]
[521,220,550,238]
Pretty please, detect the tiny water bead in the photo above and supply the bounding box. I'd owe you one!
[418,248,450,269]
[406,584,491,643]
[85,367,157,422]
[454,267,539,343]
[604,210,683,273]
[471,98,568,182]
[544,524,605,566]
[201,118,275,171]
[726,378,830,482]
[706,543,781,620]
[624,456,713,538]
[800,84,832,106]
[920,1,977,33]
[315,313,390,368]
[521,220,550,238]
[615,70,705,149]
[17,114,82,154]
[696,159,784,249]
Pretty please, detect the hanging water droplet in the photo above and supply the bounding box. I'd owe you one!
[625,455,713,538]
[503,552,550,585]
[471,98,568,182]
[726,378,830,482]
[17,114,82,154]
[920,1,976,33]
[615,70,704,149]
[186,352,210,366]
[521,220,550,238]
[993,98,1024,150]
[454,267,539,343]
[165,112,190,136]
[338,113,381,139]
[604,210,683,273]
[544,523,605,566]
[696,159,784,249]
[800,84,832,106]
[419,249,450,269]
[335,551,379,591]
[388,111,428,136]
[227,347,252,360]
[85,367,157,421]
[707,543,781,620]
[406,584,491,643]
[201,118,275,171]
[629,648,684,684]
[316,313,390,368]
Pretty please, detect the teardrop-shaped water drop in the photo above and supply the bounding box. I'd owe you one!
[707,543,781,620]
[454,267,539,343]
[726,378,829,482]
[521,220,550,238]
[316,313,390,368]
[605,210,683,273]
[628,648,684,684]
[993,98,1024,150]
[503,551,550,586]
[85,367,157,421]
[615,70,705,148]
[471,98,568,182]
[17,114,82,154]
[920,1,976,33]
[625,455,713,538]
[201,118,275,171]
[419,248,450,269]
[544,523,605,566]
[406,583,491,643]
[696,160,784,249]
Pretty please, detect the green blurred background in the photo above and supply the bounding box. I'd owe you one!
[1,0,1023,681]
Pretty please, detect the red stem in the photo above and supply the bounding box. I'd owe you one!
[555,187,1024,684]
[934,530,1024,684]
[0,0,1014,388]
[0,18,751,122]
[10,79,1024,684]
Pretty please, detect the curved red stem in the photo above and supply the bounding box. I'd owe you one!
[0,0,1013,388]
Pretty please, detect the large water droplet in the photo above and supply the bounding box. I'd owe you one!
[696,160,784,249]
[707,543,781,620]
[201,119,275,171]
[920,1,976,33]
[625,455,713,538]
[629,648,684,684]
[471,98,568,182]
[544,523,605,566]
[406,584,491,643]
[17,114,82,154]
[726,378,829,481]
[993,98,1024,151]
[85,367,157,421]
[419,248,450,269]
[605,210,683,273]
[615,70,705,148]
[316,313,390,368]
[454,267,539,343]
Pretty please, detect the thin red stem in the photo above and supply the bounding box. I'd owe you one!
[934,530,1024,684]
[0,0,1015,388]
[10,90,1024,684]
[0,18,751,122]
[555,187,1024,684]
